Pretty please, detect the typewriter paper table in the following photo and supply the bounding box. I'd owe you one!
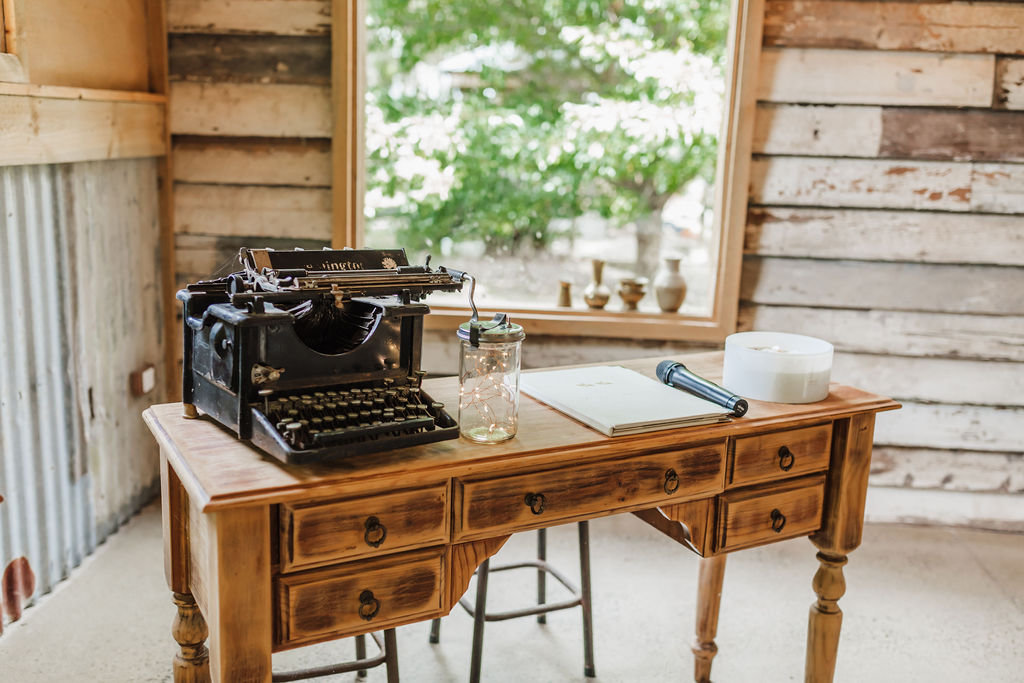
[144,353,899,683]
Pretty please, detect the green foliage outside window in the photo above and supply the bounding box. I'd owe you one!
[365,0,729,274]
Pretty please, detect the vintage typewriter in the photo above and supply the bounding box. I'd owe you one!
[177,247,466,464]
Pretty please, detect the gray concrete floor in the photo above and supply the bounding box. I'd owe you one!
[1,502,1022,682]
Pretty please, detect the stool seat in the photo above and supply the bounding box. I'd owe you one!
[431,521,595,682]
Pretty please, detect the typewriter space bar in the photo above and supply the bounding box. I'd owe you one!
[312,417,436,446]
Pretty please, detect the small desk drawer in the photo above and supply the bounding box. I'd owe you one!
[280,485,448,572]
[276,549,442,647]
[716,475,825,552]
[458,442,725,540]
[730,423,832,487]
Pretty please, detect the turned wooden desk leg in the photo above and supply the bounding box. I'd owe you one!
[692,554,726,683]
[805,413,876,683]
[173,592,211,683]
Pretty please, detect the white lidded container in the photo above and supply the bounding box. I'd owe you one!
[722,332,833,404]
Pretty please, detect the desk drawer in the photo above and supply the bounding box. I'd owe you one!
[276,549,442,647]
[730,424,832,487]
[458,442,725,540]
[716,475,825,552]
[280,485,448,572]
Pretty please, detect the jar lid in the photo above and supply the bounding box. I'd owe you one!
[457,313,525,345]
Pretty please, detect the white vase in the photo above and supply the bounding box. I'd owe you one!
[653,257,687,313]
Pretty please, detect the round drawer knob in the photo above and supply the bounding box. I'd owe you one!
[524,492,546,515]
[664,468,680,495]
[778,446,795,472]
[770,508,787,533]
[358,589,381,621]
[364,516,387,548]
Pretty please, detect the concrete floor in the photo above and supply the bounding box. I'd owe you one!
[1,503,1022,682]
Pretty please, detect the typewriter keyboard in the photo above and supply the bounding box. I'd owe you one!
[254,372,450,453]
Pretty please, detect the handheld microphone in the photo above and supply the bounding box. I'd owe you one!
[656,360,748,417]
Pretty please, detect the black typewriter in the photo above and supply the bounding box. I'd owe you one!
[177,247,466,464]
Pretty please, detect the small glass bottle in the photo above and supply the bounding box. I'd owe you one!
[457,314,526,443]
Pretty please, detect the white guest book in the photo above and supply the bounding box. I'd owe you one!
[520,365,732,437]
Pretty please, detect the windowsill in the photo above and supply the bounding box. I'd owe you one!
[423,305,731,342]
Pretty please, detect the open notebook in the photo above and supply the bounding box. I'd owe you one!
[520,365,732,437]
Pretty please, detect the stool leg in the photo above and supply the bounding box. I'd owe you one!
[384,628,400,683]
[429,618,441,644]
[469,559,490,683]
[579,521,596,678]
[355,633,367,679]
[537,528,547,624]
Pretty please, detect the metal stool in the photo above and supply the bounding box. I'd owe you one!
[273,629,399,682]
[430,521,595,683]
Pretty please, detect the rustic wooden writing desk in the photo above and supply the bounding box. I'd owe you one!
[144,353,899,683]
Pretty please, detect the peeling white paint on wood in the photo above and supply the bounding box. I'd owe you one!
[751,157,974,211]
[758,48,995,107]
[739,304,1024,361]
[753,104,882,157]
[831,353,1024,408]
[873,402,1023,453]
[174,184,331,239]
[869,447,1023,494]
[764,0,1024,55]
[741,258,1024,315]
[169,82,331,137]
[745,208,1024,266]
[865,487,1024,532]
[997,57,1024,111]
[970,163,1024,214]
[168,0,331,36]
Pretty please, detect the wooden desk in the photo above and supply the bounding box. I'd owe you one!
[145,353,899,683]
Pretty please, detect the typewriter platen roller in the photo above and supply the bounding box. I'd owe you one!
[177,247,466,464]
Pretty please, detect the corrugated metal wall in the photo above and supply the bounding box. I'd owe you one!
[0,159,165,622]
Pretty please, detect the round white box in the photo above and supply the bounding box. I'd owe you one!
[723,332,833,404]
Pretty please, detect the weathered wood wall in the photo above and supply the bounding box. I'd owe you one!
[165,0,1023,528]
[167,3,332,286]
[167,1,332,379]
[744,0,1024,529]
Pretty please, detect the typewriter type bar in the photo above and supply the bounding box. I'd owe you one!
[177,247,466,464]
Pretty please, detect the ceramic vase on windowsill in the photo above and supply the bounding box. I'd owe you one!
[582,259,611,309]
[654,257,687,313]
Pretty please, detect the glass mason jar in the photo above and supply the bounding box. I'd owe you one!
[457,314,526,443]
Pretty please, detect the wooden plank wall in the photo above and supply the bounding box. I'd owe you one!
[743,0,1024,527]
[167,0,331,288]
[166,0,332,376]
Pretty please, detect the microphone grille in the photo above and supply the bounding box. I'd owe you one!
[655,360,677,384]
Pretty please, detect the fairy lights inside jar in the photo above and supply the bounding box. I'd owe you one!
[457,313,525,444]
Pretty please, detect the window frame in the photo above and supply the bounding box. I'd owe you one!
[331,0,765,343]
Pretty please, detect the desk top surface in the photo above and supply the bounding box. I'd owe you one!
[145,352,898,511]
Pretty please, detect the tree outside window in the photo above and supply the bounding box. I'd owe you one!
[365,0,729,315]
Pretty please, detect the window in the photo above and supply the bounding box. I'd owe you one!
[333,0,762,342]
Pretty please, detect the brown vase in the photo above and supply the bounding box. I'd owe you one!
[582,259,611,309]
[557,280,572,307]
[653,257,687,313]
[617,277,647,311]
